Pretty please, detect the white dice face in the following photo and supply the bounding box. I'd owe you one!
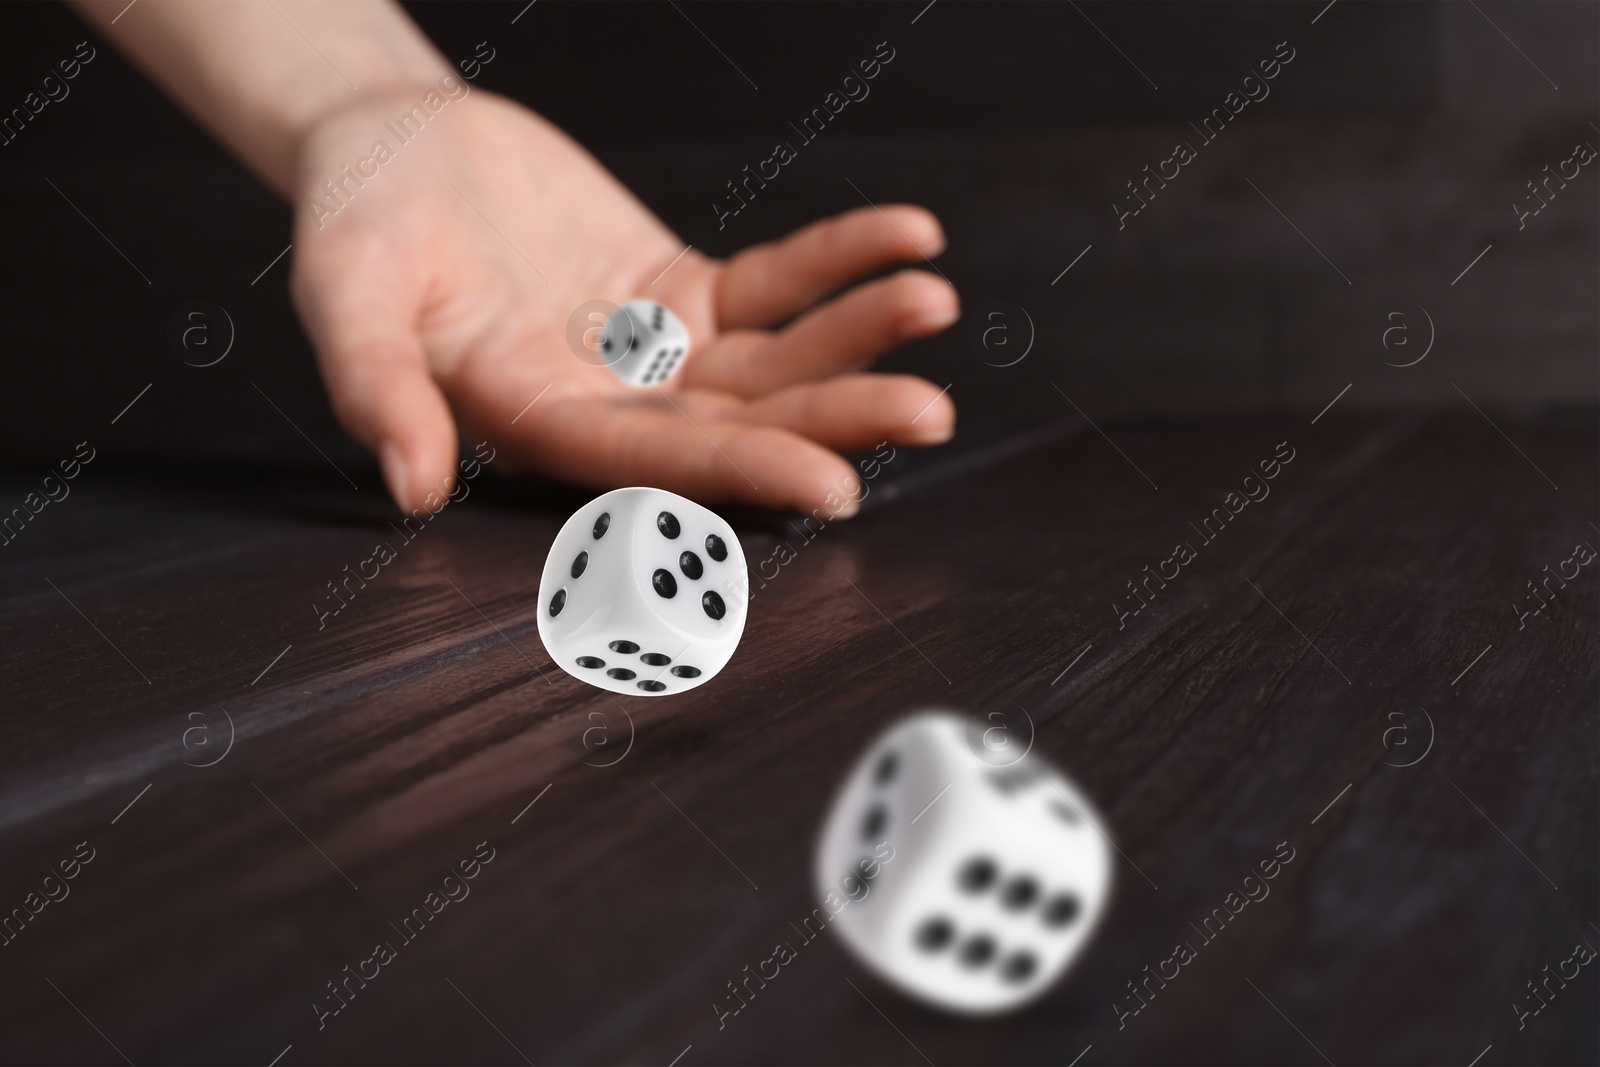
[598,300,690,387]
[536,487,747,696]
[815,712,1112,1014]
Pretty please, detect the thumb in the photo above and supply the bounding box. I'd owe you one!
[292,265,459,513]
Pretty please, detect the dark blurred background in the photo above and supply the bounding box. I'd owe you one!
[0,0,1594,472]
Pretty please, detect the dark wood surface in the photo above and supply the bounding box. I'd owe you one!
[0,410,1595,1066]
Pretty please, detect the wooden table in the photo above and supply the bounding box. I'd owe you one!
[0,411,1594,1066]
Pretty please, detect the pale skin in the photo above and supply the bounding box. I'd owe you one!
[73,0,958,516]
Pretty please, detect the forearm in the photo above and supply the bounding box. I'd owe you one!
[69,0,452,197]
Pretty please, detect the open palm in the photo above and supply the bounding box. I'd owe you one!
[289,88,958,516]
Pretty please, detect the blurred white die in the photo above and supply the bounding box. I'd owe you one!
[536,487,746,696]
[815,712,1112,1014]
[598,300,690,387]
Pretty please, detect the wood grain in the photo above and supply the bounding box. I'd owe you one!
[0,410,1593,1065]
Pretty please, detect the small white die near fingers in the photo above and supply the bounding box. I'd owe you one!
[598,300,691,388]
[536,487,746,696]
[814,712,1113,1014]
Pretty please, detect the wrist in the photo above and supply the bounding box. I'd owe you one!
[244,19,460,196]
[288,75,483,213]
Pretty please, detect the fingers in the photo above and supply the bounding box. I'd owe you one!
[510,394,867,516]
[730,374,955,451]
[322,331,461,514]
[717,204,947,329]
[290,249,460,513]
[687,269,957,396]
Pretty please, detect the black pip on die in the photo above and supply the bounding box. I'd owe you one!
[598,300,690,387]
[537,488,747,695]
[815,712,1112,1013]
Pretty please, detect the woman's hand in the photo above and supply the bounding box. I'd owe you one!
[289,86,958,515]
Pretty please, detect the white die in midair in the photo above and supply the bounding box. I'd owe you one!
[598,300,690,387]
[536,487,747,696]
[815,712,1112,1013]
